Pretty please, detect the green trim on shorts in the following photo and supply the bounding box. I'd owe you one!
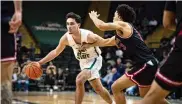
[94,47,99,56]
[85,58,97,70]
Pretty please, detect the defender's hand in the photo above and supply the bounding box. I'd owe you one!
[89,10,100,20]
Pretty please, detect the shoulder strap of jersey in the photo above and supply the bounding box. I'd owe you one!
[66,33,75,46]
[80,29,90,43]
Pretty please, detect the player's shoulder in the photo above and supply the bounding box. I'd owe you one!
[62,32,69,38]
[59,32,69,44]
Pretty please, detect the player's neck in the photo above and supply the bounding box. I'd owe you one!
[72,29,81,38]
[72,29,81,44]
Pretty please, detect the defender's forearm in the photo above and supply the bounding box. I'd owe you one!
[91,17,106,30]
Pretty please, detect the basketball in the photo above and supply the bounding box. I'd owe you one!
[25,62,42,80]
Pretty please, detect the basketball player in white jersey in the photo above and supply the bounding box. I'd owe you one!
[36,12,115,104]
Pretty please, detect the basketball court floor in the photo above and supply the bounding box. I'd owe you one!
[13,91,182,104]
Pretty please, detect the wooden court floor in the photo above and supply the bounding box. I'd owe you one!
[13,91,182,104]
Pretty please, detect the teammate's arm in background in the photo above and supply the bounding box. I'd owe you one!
[38,34,67,65]
[9,0,22,33]
[82,32,116,48]
[163,1,176,31]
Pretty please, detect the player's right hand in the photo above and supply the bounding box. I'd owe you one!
[9,12,22,34]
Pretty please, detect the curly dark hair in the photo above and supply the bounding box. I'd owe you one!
[66,12,81,24]
[116,4,136,23]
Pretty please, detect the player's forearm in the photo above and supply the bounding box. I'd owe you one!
[99,38,116,47]
[91,38,115,47]
[91,17,106,31]
[38,50,58,65]
[163,11,176,31]
[163,19,176,31]
[14,0,22,13]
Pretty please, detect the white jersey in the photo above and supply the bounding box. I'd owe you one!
[66,29,102,81]
[66,29,101,61]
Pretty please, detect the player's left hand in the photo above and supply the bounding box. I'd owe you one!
[89,10,100,20]
[22,60,32,73]
[9,12,22,34]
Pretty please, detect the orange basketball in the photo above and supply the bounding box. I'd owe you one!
[25,62,42,79]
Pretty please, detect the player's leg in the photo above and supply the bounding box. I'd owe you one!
[88,55,115,104]
[75,69,91,104]
[136,45,182,104]
[1,61,15,104]
[112,62,153,104]
[111,74,135,104]
[139,87,150,97]
[138,83,170,104]
[89,78,114,104]
[135,81,170,104]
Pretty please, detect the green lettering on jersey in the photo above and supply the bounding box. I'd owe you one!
[77,49,90,59]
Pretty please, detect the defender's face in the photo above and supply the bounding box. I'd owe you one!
[66,18,80,34]
[113,11,122,22]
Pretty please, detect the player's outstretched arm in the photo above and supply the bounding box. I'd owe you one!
[89,11,125,31]
[82,33,116,49]
[38,34,67,65]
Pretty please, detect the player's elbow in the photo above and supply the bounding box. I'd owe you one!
[97,23,107,31]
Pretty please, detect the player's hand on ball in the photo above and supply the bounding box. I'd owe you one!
[22,60,32,73]
[89,10,100,19]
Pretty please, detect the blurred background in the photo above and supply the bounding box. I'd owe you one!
[2,1,182,102]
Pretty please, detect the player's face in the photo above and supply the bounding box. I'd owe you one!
[113,11,122,22]
[66,18,80,34]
